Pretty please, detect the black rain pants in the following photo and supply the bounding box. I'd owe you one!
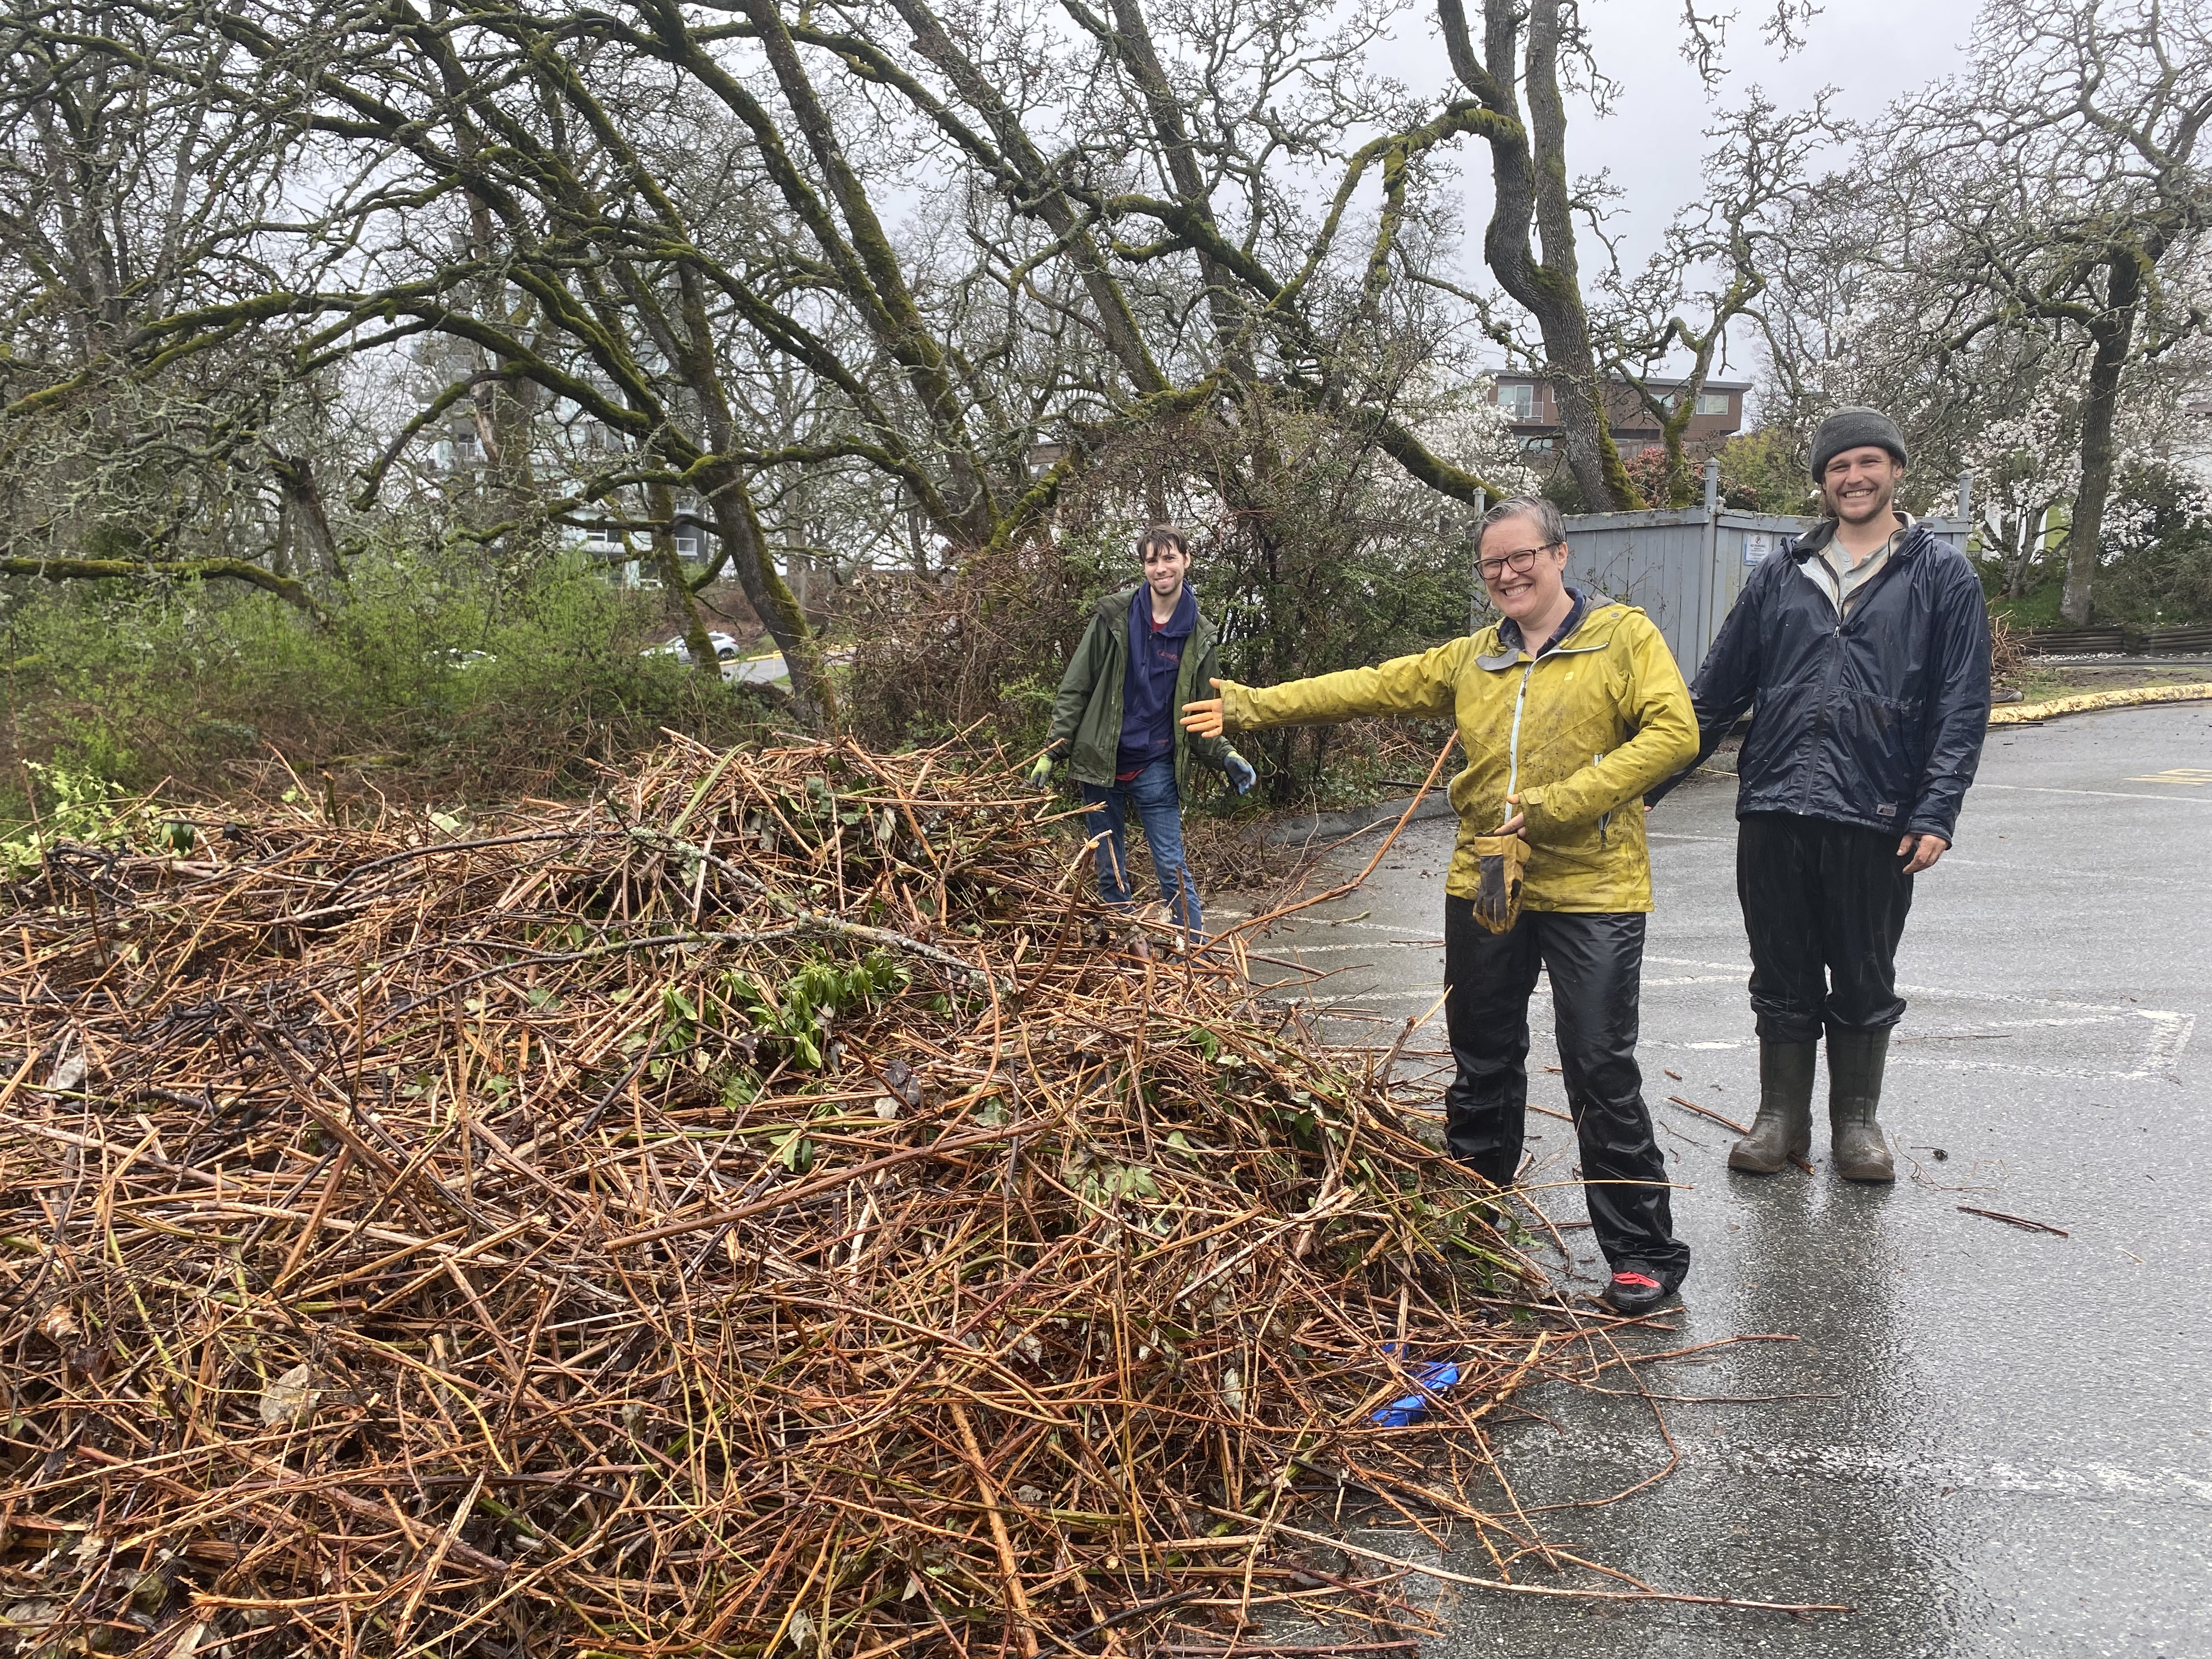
[1737,812,1915,1045]
[1442,899,1688,1280]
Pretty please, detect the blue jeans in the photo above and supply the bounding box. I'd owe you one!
[1079,759,1201,936]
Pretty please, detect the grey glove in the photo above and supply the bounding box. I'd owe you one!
[1223,749,1256,795]
[1025,752,1057,789]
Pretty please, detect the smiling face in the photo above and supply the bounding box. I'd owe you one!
[1139,533,1190,603]
[1821,445,1906,526]
[1477,511,1570,628]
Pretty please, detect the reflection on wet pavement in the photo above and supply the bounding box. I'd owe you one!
[1216,704,2212,1657]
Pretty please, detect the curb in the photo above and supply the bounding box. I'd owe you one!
[1990,682,2212,726]
[1256,792,1457,847]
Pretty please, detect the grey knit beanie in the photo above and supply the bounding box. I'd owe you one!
[1809,407,1908,479]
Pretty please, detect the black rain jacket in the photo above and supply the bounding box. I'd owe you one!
[1652,520,1991,842]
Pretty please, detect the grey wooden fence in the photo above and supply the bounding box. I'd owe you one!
[1479,461,1974,673]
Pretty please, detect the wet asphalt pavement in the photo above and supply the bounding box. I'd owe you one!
[1218,703,2212,1658]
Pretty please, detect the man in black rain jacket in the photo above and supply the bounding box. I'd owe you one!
[1650,408,1990,1182]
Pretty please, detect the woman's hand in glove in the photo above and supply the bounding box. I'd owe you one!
[1223,750,1256,794]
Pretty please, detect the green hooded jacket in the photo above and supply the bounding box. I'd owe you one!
[1047,585,1235,793]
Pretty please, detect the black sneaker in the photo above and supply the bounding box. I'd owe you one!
[1601,1263,1683,1316]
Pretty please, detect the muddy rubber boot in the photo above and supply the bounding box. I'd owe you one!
[1729,1041,1817,1173]
[1826,1028,1896,1183]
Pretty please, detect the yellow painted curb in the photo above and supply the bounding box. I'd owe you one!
[1990,682,2212,725]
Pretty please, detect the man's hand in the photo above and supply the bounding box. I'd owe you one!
[1496,792,1525,838]
[1223,749,1256,795]
[1898,832,1949,874]
[1025,752,1057,789]
[1181,679,1226,740]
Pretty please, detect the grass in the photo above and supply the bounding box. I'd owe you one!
[1989,578,2069,631]
[2015,663,2211,703]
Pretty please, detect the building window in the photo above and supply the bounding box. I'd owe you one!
[1520,437,1555,454]
[1695,391,1731,416]
[1497,382,1536,420]
[674,532,703,558]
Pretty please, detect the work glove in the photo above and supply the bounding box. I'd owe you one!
[1223,749,1256,795]
[1025,751,1057,789]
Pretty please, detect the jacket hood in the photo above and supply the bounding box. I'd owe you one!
[1133,581,1198,639]
[1476,587,1626,670]
[1096,583,1140,623]
[1098,582,1207,634]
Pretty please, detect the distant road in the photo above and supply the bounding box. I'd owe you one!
[726,646,850,687]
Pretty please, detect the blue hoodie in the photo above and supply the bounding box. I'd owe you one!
[1114,582,1198,778]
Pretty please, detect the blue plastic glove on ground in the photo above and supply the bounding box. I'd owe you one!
[1223,749,1256,795]
[1371,1349,1461,1427]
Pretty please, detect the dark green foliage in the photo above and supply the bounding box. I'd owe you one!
[1538,467,1590,516]
[2096,463,2212,624]
[1716,428,1820,515]
[849,399,1479,802]
[1192,408,1474,801]
[0,542,765,810]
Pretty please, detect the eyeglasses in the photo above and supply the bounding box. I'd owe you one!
[1476,542,1561,582]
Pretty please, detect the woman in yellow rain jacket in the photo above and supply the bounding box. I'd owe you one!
[1183,496,1699,1314]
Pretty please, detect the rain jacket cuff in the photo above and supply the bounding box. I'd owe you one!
[1218,681,1259,732]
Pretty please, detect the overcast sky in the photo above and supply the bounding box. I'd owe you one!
[1374,0,1991,371]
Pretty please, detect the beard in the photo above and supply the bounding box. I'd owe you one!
[1822,479,1898,521]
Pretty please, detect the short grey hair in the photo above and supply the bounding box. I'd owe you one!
[1477,495,1566,549]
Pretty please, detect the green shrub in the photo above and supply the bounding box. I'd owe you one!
[2097,464,2212,625]
[849,399,1477,805]
[1,541,764,805]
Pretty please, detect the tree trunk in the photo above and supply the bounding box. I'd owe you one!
[271,453,343,579]
[1436,0,1636,511]
[2060,256,2137,628]
[1998,511,2032,599]
[646,479,720,679]
[704,465,838,728]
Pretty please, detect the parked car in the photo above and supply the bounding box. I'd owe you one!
[641,630,741,664]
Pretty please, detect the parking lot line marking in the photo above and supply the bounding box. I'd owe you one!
[1975,782,2212,804]
[2126,768,2212,785]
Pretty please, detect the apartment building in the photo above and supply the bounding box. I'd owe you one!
[1490,373,1749,461]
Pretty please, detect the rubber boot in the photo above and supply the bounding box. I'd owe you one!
[1728,1041,1816,1173]
[1826,1028,1895,1183]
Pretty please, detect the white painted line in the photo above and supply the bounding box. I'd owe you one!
[1488,1432,2212,1507]
[1649,957,2185,1022]
[1252,941,1444,955]
[1975,782,2212,805]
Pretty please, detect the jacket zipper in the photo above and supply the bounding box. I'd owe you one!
[1595,753,1609,845]
[1798,540,1911,812]
[1506,659,1534,822]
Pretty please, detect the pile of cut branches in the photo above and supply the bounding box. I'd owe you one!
[2,736,1586,1658]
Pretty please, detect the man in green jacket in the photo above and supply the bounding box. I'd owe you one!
[1183,497,1699,1314]
[1029,526,1256,939]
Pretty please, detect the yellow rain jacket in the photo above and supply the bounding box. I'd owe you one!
[1218,595,1697,913]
